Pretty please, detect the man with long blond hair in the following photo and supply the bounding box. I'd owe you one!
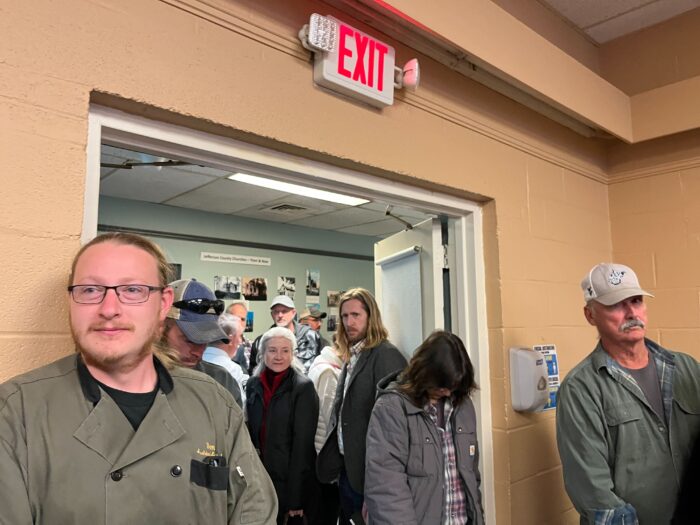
[0,232,277,524]
[317,288,407,525]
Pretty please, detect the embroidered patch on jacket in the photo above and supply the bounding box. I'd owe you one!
[196,442,221,458]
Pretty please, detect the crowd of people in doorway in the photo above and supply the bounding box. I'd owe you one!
[0,232,697,525]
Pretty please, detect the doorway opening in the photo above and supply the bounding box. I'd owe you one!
[86,105,495,521]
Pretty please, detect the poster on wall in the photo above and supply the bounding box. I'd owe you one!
[327,290,343,307]
[242,277,268,301]
[306,269,320,296]
[534,344,559,411]
[277,276,296,298]
[213,275,241,299]
[245,311,254,333]
[327,307,339,332]
[305,299,321,312]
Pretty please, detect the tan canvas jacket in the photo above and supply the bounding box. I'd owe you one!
[0,354,278,524]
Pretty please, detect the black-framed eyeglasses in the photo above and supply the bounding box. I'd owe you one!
[173,298,224,315]
[68,284,164,304]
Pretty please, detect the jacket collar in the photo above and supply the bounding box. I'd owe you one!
[77,354,174,403]
[591,337,674,373]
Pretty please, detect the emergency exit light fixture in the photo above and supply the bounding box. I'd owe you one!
[229,173,369,207]
[300,13,338,53]
[299,13,419,108]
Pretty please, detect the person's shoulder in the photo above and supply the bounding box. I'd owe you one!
[373,390,415,419]
[371,340,407,366]
[291,369,314,390]
[375,339,399,352]
[672,350,700,368]
[0,355,78,404]
[170,365,236,408]
[560,349,599,387]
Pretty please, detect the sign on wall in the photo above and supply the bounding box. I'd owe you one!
[310,15,396,108]
[534,344,560,410]
[200,252,271,266]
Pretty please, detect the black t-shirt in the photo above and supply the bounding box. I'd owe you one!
[97,380,159,431]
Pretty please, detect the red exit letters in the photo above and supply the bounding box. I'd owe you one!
[337,24,389,91]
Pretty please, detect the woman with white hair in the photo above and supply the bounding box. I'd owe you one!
[245,326,320,524]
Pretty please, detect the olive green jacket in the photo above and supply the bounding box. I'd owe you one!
[0,354,278,524]
[556,339,700,524]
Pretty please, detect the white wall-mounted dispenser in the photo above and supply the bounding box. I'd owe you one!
[510,347,549,412]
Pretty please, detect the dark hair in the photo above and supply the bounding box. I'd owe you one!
[397,330,477,407]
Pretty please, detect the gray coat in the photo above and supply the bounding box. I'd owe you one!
[365,374,484,525]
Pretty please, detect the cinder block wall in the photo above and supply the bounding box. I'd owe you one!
[7,1,687,524]
[608,166,700,361]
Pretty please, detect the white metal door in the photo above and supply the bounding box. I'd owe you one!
[374,218,446,359]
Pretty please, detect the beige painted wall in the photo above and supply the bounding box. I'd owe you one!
[600,7,700,95]
[2,0,697,524]
[491,0,600,73]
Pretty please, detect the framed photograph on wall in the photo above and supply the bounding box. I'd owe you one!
[168,263,182,281]
[277,276,296,298]
[327,290,342,307]
[213,275,241,299]
[306,269,320,296]
[242,277,268,301]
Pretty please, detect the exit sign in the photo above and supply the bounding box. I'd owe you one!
[313,16,396,108]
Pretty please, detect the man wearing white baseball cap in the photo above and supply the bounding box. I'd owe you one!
[247,295,321,375]
[556,263,700,525]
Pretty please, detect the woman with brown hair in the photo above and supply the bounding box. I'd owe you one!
[364,330,485,525]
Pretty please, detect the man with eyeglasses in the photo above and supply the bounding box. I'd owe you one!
[0,232,277,524]
[162,278,243,407]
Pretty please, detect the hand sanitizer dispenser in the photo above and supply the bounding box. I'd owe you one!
[510,347,549,412]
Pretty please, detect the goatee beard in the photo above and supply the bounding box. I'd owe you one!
[74,330,158,375]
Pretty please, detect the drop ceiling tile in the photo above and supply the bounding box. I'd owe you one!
[169,164,233,178]
[360,201,431,219]
[541,0,646,28]
[99,166,217,203]
[165,178,288,213]
[235,204,318,222]
[290,206,386,230]
[338,218,406,236]
[586,0,700,43]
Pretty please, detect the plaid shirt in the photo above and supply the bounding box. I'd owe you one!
[426,399,469,525]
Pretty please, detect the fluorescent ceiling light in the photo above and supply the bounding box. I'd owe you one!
[229,173,369,206]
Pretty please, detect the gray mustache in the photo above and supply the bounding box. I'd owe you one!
[619,319,645,332]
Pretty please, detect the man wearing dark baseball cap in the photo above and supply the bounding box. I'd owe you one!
[556,263,700,524]
[163,278,242,406]
[299,307,330,349]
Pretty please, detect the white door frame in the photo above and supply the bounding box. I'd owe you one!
[85,105,495,522]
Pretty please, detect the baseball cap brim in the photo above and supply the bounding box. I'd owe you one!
[594,288,654,306]
[175,318,229,345]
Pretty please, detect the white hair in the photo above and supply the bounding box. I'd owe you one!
[218,313,242,338]
[253,326,304,376]
[227,299,248,313]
